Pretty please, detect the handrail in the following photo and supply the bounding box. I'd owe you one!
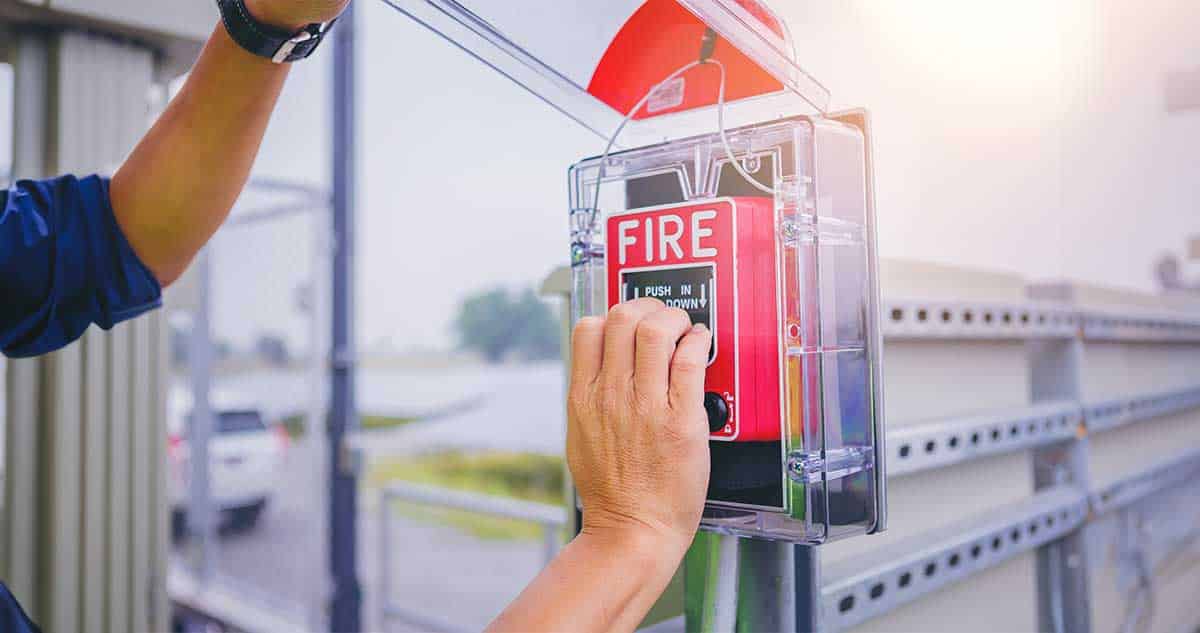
[168,563,309,633]
[377,482,567,632]
[381,481,567,527]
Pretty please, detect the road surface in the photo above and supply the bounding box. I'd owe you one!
[171,363,566,631]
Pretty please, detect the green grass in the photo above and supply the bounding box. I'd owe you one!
[367,450,567,540]
[361,414,419,431]
[280,413,418,438]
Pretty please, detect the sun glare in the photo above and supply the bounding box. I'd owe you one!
[860,0,1091,107]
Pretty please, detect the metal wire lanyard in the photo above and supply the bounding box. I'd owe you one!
[590,30,780,217]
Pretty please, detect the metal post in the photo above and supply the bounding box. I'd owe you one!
[686,534,804,633]
[188,248,217,582]
[794,545,821,633]
[737,539,795,632]
[686,533,740,632]
[1029,337,1092,633]
[307,203,333,631]
[378,491,392,628]
[329,4,362,631]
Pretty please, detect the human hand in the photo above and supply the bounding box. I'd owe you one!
[244,0,350,30]
[567,298,713,559]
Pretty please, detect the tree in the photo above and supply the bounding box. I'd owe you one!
[453,286,561,364]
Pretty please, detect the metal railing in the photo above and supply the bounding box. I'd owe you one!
[377,481,568,632]
[822,296,1200,632]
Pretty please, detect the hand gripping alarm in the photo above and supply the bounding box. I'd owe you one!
[606,197,781,442]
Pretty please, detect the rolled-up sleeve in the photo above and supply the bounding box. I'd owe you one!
[0,175,162,358]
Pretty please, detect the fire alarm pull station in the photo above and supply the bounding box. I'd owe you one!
[386,0,885,544]
[577,115,884,543]
[608,197,780,442]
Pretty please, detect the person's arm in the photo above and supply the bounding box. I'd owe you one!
[489,299,713,633]
[110,0,348,286]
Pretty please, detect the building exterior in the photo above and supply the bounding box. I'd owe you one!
[0,2,207,631]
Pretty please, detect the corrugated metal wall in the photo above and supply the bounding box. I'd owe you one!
[1,29,168,633]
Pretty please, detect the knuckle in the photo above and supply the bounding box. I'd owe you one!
[671,355,705,375]
[607,303,637,326]
[630,297,665,310]
[630,389,661,413]
[636,320,673,345]
[663,415,706,445]
[666,307,691,327]
[598,383,625,417]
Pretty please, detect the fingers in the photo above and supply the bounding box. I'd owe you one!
[669,324,712,410]
[634,307,694,395]
[570,316,605,387]
[602,298,667,380]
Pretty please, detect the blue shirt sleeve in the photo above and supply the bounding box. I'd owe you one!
[0,175,162,358]
[0,582,40,633]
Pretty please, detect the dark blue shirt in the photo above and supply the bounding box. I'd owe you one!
[0,175,162,358]
[0,582,39,633]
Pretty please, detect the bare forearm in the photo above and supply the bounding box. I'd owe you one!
[110,25,290,286]
[487,530,684,633]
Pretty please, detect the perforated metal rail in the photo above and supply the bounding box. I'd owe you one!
[882,299,1078,340]
[1081,308,1200,342]
[825,295,1200,632]
[822,486,1090,631]
[802,300,1199,630]
[824,447,1200,631]
[886,384,1200,479]
[1084,384,1200,433]
[881,299,1200,342]
[888,400,1081,477]
[1091,448,1200,516]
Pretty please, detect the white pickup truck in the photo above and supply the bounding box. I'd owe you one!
[168,387,288,538]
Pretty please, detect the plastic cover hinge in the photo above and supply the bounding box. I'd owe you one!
[788,446,875,484]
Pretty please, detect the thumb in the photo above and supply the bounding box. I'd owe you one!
[668,324,711,410]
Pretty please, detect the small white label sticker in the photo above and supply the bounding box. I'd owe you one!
[647,77,685,113]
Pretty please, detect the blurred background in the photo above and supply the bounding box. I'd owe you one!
[0,1,1198,632]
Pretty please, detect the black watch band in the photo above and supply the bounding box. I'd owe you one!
[216,0,335,63]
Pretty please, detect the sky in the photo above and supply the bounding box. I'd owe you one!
[209,0,598,352]
[8,1,1194,354]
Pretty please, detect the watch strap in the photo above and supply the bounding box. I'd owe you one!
[217,0,335,63]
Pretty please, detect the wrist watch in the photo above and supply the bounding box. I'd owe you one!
[216,0,337,64]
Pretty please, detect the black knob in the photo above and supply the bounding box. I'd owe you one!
[704,392,729,433]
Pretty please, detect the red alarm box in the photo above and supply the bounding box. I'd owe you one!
[606,197,782,441]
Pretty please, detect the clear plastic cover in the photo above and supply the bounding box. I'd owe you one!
[569,116,883,543]
[383,0,830,145]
